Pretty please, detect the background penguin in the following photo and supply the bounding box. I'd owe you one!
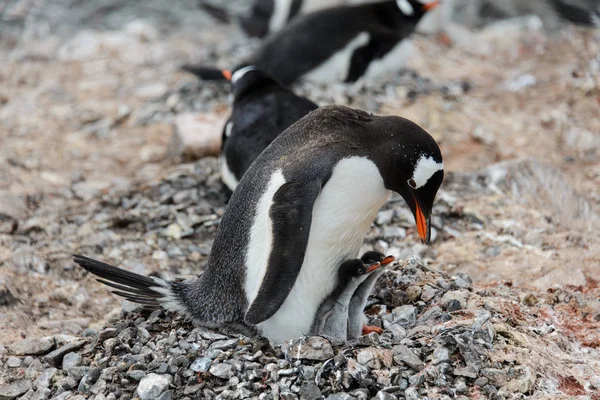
[218,65,318,192]
[74,105,443,344]
[183,0,441,86]
[313,251,395,340]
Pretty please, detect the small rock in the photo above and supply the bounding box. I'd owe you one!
[209,363,235,379]
[42,340,87,366]
[72,180,111,201]
[282,337,334,361]
[62,352,82,370]
[298,382,322,400]
[325,394,356,400]
[127,370,146,382]
[0,380,32,399]
[391,305,417,327]
[393,345,423,370]
[137,374,172,400]
[78,368,101,393]
[374,391,397,400]
[9,337,55,356]
[356,348,393,368]
[376,210,394,225]
[209,339,238,350]
[168,113,224,161]
[383,227,406,239]
[454,365,479,379]
[440,290,469,310]
[6,357,21,368]
[405,286,422,301]
[35,368,58,390]
[420,285,438,302]
[190,357,212,373]
[447,299,462,312]
[433,347,450,363]
[387,324,406,340]
[475,377,489,386]
[347,358,369,381]
[522,294,538,306]
[404,387,419,400]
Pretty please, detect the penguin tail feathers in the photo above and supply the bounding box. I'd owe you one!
[181,64,228,81]
[552,0,600,27]
[73,254,187,313]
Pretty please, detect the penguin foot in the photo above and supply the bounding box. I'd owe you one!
[362,325,383,335]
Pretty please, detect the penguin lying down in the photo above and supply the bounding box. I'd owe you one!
[312,251,396,341]
[74,105,443,344]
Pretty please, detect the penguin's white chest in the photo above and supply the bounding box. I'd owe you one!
[257,157,391,344]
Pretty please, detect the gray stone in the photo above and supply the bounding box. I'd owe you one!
[190,357,212,373]
[127,370,146,381]
[325,394,356,400]
[383,226,406,239]
[391,305,417,327]
[42,340,87,366]
[208,339,238,350]
[282,337,334,361]
[9,337,55,356]
[387,324,406,340]
[393,345,423,370]
[78,368,101,393]
[34,368,57,390]
[168,113,223,161]
[440,290,469,310]
[420,285,438,302]
[6,357,21,368]
[454,365,479,379]
[433,347,450,363]
[356,348,393,368]
[51,392,72,400]
[209,363,235,379]
[137,374,172,400]
[405,286,422,301]
[404,387,419,400]
[376,209,394,225]
[62,352,82,369]
[347,358,369,381]
[298,382,322,400]
[0,380,32,399]
[157,391,173,400]
[97,328,117,342]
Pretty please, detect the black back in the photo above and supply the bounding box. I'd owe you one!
[244,0,432,85]
[223,68,318,182]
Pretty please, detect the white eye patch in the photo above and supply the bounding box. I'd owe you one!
[410,155,443,189]
[231,65,257,84]
[396,0,414,15]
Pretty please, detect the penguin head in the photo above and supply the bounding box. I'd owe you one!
[373,116,443,245]
[339,258,382,279]
[360,251,396,267]
[220,65,284,100]
[396,0,440,19]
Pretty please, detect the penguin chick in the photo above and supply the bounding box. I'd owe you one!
[218,66,318,192]
[75,105,443,344]
[313,251,395,340]
[183,0,441,86]
[347,251,396,339]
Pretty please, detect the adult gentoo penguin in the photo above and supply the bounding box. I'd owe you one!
[74,105,443,344]
[183,0,440,86]
[218,65,318,192]
[313,251,395,340]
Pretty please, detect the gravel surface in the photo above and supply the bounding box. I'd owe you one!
[1,0,600,398]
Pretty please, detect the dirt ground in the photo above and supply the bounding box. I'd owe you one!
[1,0,599,369]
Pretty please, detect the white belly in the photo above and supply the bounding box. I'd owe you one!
[257,157,391,344]
[303,32,370,83]
[219,155,239,192]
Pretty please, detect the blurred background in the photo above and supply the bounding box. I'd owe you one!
[1,0,599,361]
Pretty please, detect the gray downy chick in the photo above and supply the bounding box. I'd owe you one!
[313,251,395,340]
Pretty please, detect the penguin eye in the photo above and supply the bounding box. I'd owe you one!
[408,178,417,189]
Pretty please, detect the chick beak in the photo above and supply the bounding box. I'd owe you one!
[365,262,381,273]
[381,256,395,265]
[423,1,440,11]
[222,69,232,81]
[414,200,430,245]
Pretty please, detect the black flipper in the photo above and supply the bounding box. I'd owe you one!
[180,65,228,81]
[73,254,172,308]
[244,179,322,325]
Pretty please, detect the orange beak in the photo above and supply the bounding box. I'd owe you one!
[222,69,232,81]
[415,201,428,243]
[365,262,381,273]
[423,1,440,11]
[381,256,395,265]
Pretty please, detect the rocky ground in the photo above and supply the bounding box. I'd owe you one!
[1,0,600,399]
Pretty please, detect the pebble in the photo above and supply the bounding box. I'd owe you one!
[9,337,55,356]
[325,394,356,400]
[0,380,32,399]
[35,368,58,390]
[189,357,212,373]
[454,365,479,379]
[374,391,397,400]
[137,374,172,400]
[62,352,82,370]
[405,286,422,301]
[432,347,450,363]
[391,305,417,327]
[392,345,423,370]
[6,357,21,368]
[440,290,469,310]
[42,340,87,366]
[282,337,334,361]
[78,368,101,393]
[209,363,235,379]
